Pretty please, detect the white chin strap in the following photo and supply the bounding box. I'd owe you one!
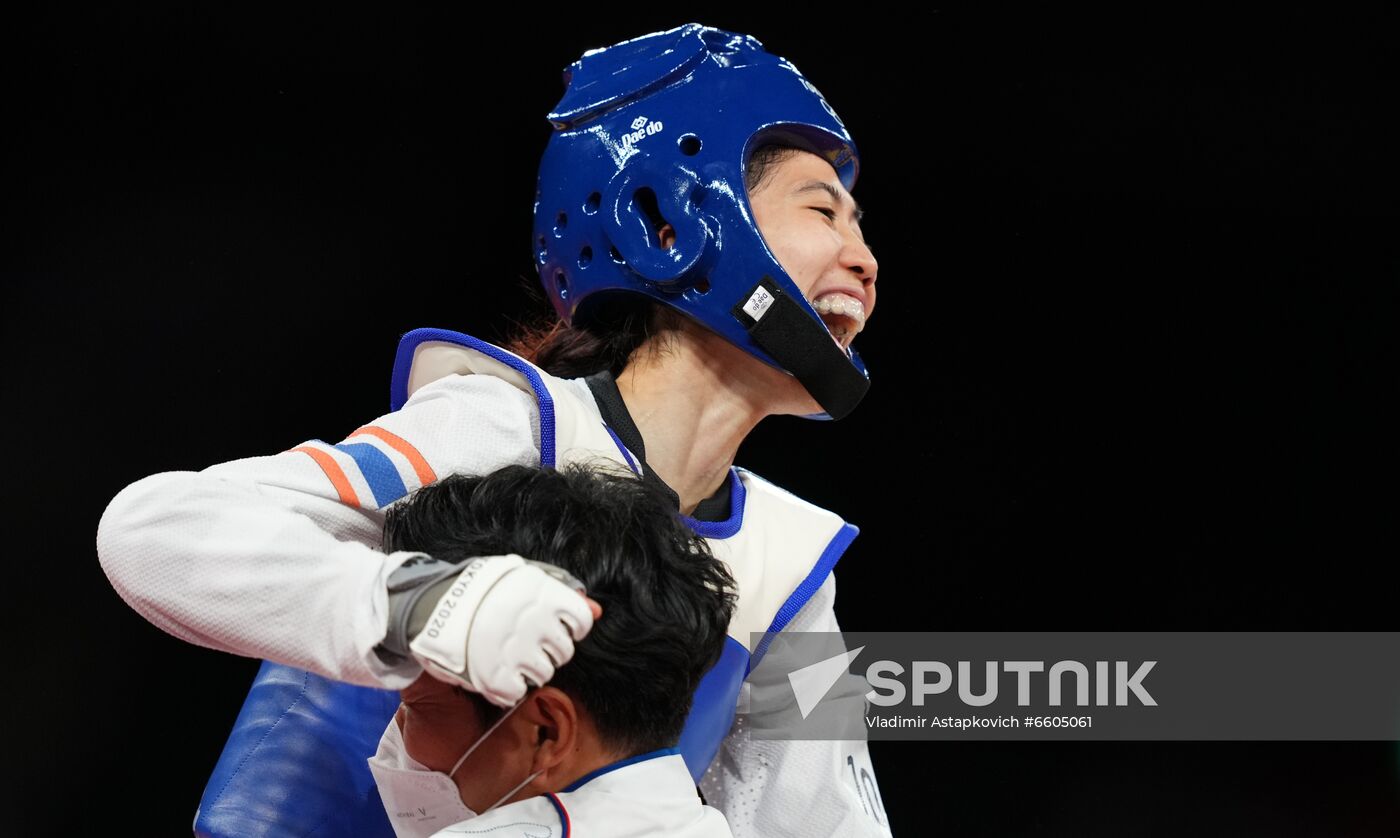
[447,693,546,814]
[448,695,524,777]
[482,767,546,815]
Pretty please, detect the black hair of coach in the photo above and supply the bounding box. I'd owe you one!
[5,7,1397,836]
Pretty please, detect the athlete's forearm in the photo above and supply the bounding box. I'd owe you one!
[97,464,421,687]
[96,372,543,687]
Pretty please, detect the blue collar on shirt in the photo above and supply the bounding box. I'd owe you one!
[561,746,681,793]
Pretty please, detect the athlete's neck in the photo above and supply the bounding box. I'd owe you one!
[615,326,787,516]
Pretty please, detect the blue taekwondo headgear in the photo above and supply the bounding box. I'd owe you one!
[533,22,870,420]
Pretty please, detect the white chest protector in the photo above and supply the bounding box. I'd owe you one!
[392,328,860,780]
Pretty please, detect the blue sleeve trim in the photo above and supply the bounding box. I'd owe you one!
[681,467,745,538]
[389,327,556,468]
[332,442,409,507]
[561,747,681,793]
[749,522,859,672]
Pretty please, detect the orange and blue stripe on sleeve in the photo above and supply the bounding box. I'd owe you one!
[289,445,362,507]
[346,425,437,485]
[330,441,407,508]
[288,425,436,510]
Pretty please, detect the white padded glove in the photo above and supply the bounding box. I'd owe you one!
[408,554,595,706]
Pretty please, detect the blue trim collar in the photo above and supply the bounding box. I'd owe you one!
[681,468,746,539]
[389,328,558,468]
[560,746,681,793]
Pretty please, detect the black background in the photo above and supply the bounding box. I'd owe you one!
[4,6,1398,836]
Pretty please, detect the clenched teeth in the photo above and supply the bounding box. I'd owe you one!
[809,292,867,348]
[811,293,866,325]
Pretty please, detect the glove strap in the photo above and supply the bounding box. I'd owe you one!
[376,552,463,663]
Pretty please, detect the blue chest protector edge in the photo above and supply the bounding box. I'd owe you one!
[193,328,852,837]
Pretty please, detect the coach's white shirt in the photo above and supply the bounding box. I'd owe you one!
[428,748,732,837]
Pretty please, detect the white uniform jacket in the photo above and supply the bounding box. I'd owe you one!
[98,328,894,837]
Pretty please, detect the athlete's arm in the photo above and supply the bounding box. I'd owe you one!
[699,573,895,837]
[96,373,542,689]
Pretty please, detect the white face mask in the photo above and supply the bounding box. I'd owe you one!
[368,698,544,838]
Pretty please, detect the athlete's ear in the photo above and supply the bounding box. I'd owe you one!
[519,687,578,778]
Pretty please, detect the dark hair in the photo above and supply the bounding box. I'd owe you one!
[382,463,737,755]
[506,293,681,379]
[509,143,806,377]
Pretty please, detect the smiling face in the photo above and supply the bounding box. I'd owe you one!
[746,148,879,352]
